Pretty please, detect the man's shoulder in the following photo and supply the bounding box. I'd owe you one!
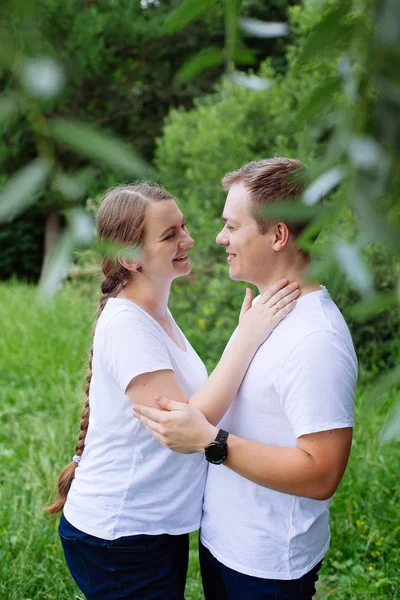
[267,288,355,363]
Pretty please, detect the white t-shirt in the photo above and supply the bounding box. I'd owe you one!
[201,287,357,580]
[64,298,208,540]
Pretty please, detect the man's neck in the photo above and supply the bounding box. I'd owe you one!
[258,259,321,298]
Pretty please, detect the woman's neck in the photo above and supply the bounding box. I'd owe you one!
[117,279,171,321]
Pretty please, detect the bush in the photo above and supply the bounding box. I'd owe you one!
[155,1,400,381]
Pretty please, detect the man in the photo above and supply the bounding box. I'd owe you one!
[134,157,358,599]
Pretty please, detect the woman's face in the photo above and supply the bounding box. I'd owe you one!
[140,199,194,282]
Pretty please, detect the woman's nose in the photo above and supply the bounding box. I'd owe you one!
[180,229,194,249]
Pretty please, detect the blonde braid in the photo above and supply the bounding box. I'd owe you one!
[45,274,125,514]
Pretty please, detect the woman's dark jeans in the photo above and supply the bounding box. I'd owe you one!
[199,540,322,600]
[59,513,189,600]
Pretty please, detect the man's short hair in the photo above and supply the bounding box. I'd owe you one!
[221,157,307,236]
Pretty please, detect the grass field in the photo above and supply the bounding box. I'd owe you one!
[1,281,399,599]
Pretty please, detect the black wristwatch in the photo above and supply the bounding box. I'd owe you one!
[204,429,229,465]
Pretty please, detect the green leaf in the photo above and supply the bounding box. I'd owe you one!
[347,291,398,320]
[230,72,271,90]
[239,18,289,38]
[67,209,95,245]
[293,77,340,125]
[303,167,345,205]
[366,365,400,408]
[0,94,18,125]
[234,45,256,66]
[297,2,352,64]
[0,159,50,223]
[39,230,74,298]
[380,398,400,444]
[224,0,237,68]
[164,0,218,33]
[49,119,152,177]
[177,49,223,83]
[263,201,323,223]
[334,241,374,297]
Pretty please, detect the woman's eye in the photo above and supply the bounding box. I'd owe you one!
[164,233,175,241]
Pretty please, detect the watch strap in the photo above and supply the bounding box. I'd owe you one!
[215,429,229,445]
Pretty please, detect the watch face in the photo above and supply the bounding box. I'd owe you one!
[205,441,227,465]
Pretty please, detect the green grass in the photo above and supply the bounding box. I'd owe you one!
[0,281,399,599]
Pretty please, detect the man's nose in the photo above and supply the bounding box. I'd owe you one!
[216,229,228,246]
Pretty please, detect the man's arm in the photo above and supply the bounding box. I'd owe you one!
[133,399,352,499]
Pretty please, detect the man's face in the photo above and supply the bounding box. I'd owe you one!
[216,183,275,287]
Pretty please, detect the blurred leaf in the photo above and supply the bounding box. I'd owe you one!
[239,18,289,38]
[353,193,400,252]
[164,0,218,33]
[366,365,400,408]
[334,241,374,296]
[264,201,323,222]
[49,119,152,177]
[380,397,400,443]
[230,72,271,90]
[234,45,256,66]
[347,291,398,320]
[348,137,385,169]
[298,2,352,63]
[224,0,237,69]
[91,238,140,262]
[293,77,340,125]
[53,167,96,201]
[303,167,345,205]
[67,209,95,245]
[0,94,18,125]
[20,57,64,99]
[377,0,400,48]
[39,230,74,298]
[0,159,50,223]
[177,49,223,82]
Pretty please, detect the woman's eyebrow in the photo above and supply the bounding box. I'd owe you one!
[160,225,176,238]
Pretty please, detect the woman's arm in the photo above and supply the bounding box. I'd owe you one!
[127,279,299,424]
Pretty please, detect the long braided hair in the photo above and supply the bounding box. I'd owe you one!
[46,183,174,514]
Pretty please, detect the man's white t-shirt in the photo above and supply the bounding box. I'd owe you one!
[201,287,357,580]
[64,298,208,540]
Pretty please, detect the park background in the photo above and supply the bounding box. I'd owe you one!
[1,0,400,598]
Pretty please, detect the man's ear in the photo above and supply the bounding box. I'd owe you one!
[118,257,142,273]
[272,222,291,252]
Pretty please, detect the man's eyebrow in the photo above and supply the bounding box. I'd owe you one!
[221,216,239,224]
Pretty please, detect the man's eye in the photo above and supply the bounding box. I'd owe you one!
[226,225,234,231]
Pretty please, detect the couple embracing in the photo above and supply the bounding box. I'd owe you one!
[48,157,357,600]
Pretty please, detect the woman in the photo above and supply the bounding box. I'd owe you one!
[47,183,299,600]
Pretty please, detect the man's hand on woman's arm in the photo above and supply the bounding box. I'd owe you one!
[133,398,352,501]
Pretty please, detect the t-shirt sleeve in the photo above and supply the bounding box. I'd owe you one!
[104,311,173,392]
[277,330,357,438]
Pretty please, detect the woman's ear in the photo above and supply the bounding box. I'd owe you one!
[272,222,291,252]
[118,257,142,273]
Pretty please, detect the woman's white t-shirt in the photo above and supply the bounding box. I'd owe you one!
[64,298,208,540]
